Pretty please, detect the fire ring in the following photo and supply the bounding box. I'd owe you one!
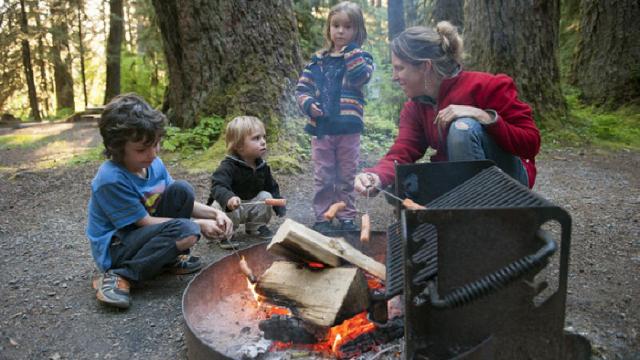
[182,231,389,360]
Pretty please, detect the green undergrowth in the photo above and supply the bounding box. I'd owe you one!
[543,89,640,151]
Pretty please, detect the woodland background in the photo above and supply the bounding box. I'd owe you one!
[1,0,639,169]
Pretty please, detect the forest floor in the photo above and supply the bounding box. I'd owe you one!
[0,120,638,360]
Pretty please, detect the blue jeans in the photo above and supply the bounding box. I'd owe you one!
[447,118,528,187]
[109,180,200,281]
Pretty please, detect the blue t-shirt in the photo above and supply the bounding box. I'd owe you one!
[86,158,174,271]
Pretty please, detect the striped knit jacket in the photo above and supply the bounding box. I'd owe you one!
[296,44,374,137]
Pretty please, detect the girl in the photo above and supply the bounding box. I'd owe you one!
[295,1,374,234]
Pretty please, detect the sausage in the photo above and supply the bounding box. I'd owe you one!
[239,257,257,283]
[264,198,287,207]
[402,198,426,210]
[323,201,347,221]
[360,213,371,243]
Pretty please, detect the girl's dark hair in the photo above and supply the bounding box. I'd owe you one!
[322,1,367,52]
[99,93,167,163]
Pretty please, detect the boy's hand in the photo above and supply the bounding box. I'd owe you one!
[227,196,241,211]
[274,206,287,217]
[197,210,233,239]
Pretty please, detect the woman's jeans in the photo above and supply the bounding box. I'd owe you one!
[447,118,529,187]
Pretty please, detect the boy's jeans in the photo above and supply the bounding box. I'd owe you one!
[447,118,529,187]
[109,180,200,282]
[212,191,273,233]
[311,133,360,222]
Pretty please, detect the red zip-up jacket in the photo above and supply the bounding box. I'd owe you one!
[366,71,540,188]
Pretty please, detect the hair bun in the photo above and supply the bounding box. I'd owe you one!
[435,21,462,63]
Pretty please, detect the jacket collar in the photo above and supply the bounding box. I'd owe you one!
[226,154,266,170]
[411,67,463,105]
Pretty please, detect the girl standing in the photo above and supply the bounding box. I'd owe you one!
[296,1,374,234]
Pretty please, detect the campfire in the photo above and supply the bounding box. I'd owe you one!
[242,219,403,359]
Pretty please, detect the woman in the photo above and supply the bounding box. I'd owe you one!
[354,22,540,195]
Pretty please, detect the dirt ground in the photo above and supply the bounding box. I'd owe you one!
[0,121,638,359]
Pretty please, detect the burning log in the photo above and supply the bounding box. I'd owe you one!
[254,260,371,328]
[268,219,386,280]
[259,315,325,344]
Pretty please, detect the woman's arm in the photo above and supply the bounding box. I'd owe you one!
[365,102,429,186]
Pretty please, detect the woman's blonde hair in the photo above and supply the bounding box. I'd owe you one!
[225,116,265,154]
[390,21,463,77]
[322,1,367,52]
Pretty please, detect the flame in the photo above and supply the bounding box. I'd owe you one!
[307,261,325,269]
[268,311,376,357]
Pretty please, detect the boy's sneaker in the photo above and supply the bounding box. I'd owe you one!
[246,225,274,240]
[93,270,130,309]
[167,254,203,275]
[312,221,336,235]
[339,219,359,231]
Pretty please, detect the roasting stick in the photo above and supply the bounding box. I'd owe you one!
[241,198,287,206]
[371,185,427,210]
[221,234,258,283]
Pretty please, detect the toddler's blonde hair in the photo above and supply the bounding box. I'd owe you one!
[225,116,266,154]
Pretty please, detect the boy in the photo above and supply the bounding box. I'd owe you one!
[207,116,286,244]
[87,93,233,309]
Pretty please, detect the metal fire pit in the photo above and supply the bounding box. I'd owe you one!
[182,230,388,360]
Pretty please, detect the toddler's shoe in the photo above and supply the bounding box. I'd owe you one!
[93,270,130,309]
[167,254,203,275]
[246,225,274,240]
[339,219,359,231]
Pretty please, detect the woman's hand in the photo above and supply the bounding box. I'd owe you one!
[434,105,493,130]
[226,196,241,211]
[354,172,381,195]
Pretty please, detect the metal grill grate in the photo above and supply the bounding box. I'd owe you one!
[427,167,552,209]
[384,222,404,298]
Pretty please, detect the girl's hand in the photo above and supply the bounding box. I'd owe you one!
[354,172,381,195]
[310,103,324,118]
[434,105,493,130]
[227,196,241,211]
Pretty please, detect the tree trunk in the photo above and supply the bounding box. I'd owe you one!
[104,0,124,104]
[50,0,76,112]
[124,0,135,52]
[404,0,417,27]
[570,0,640,106]
[19,0,41,121]
[388,0,405,41]
[77,0,88,108]
[35,10,50,116]
[431,0,463,30]
[464,0,566,127]
[152,0,302,129]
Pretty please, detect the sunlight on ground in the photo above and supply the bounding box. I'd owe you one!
[0,134,49,149]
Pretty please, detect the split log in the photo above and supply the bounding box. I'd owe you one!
[255,261,371,327]
[268,219,386,280]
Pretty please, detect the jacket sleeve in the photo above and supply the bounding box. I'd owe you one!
[208,163,236,211]
[264,166,286,217]
[365,102,429,187]
[343,47,374,89]
[295,61,319,118]
[480,75,541,159]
